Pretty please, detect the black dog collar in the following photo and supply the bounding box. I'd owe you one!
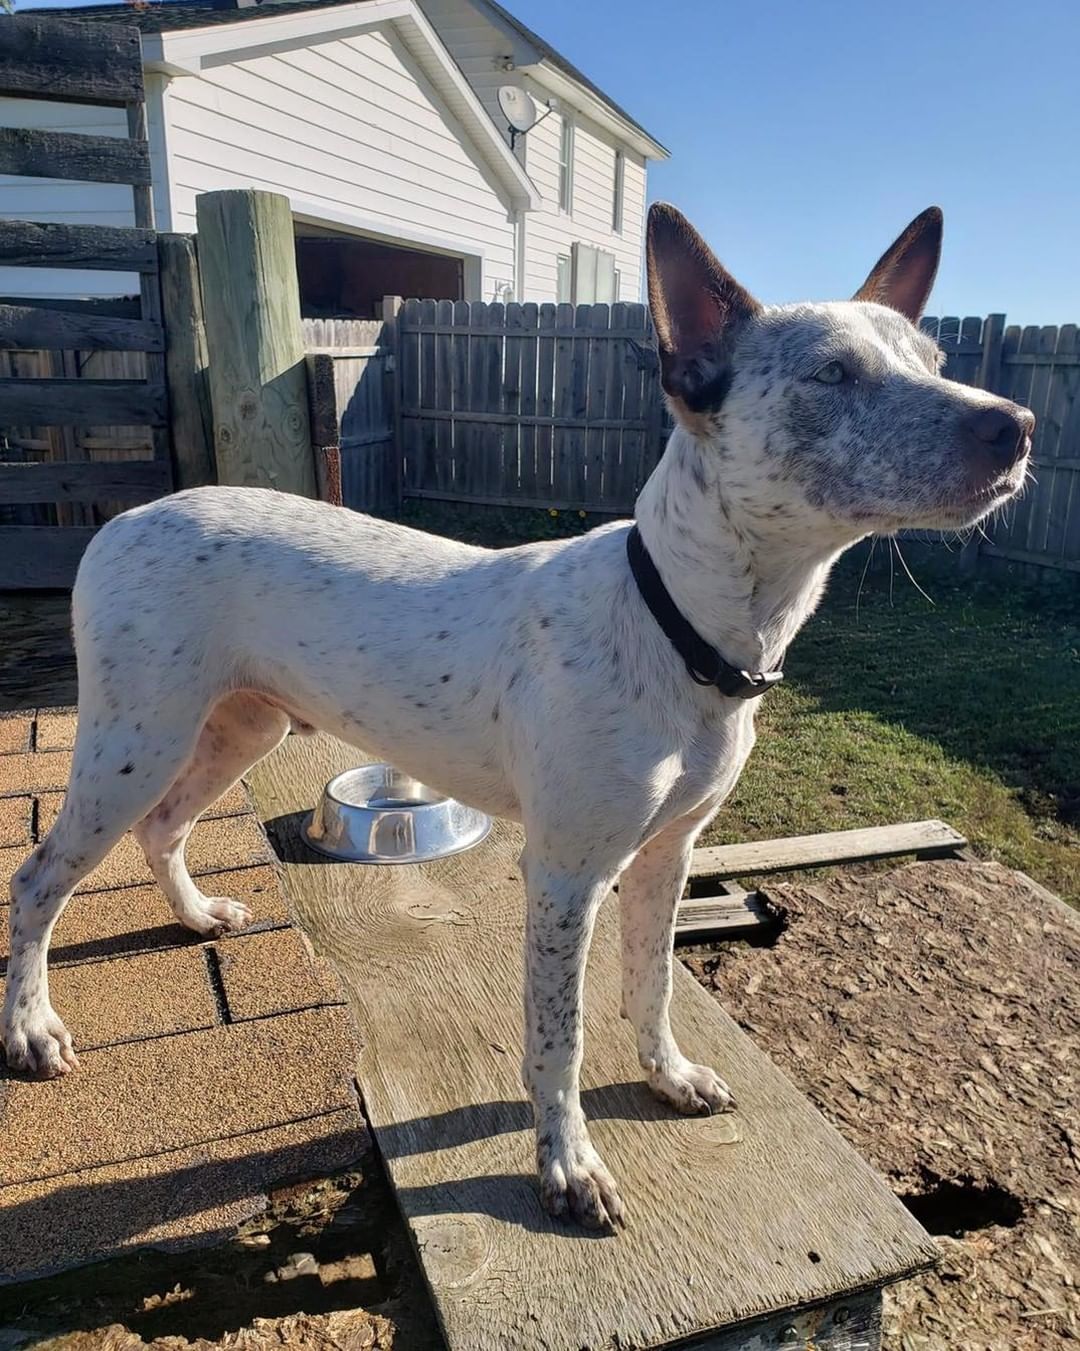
[626,525,784,700]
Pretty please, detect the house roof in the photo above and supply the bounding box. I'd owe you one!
[43,0,666,155]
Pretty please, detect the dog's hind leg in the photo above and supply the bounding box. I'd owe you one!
[618,814,735,1115]
[3,698,211,1077]
[132,692,291,935]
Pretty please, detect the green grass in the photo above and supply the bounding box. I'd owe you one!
[404,503,1080,905]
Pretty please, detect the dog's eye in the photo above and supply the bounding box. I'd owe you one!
[813,361,847,385]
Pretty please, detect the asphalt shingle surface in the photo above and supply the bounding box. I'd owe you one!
[0,711,364,1286]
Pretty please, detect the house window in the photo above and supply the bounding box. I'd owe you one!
[556,254,572,304]
[558,114,574,213]
[571,242,616,304]
[612,150,624,232]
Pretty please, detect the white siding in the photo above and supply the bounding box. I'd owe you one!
[519,106,645,303]
[421,0,649,303]
[164,25,516,299]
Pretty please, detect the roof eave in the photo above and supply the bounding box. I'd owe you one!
[524,59,669,161]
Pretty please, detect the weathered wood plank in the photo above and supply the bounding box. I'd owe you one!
[534,302,557,498]
[690,820,966,881]
[419,298,439,499]
[0,302,162,353]
[398,298,421,499]
[247,735,936,1351]
[517,302,538,500]
[0,127,151,187]
[0,525,96,589]
[0,221,158,273]
[401,487,630,514]
[400,408,649,431]
[196,190,315,497]
[552,301,575,503]
[675,889,778,940]
[0,378,166,428]
[433,298,454,504]
[0,460,169,504]
[0,16,144,107]
[158,233,214,490]
[1043,325,1080,563]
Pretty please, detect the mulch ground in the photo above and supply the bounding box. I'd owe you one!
[684,858,1080,1351]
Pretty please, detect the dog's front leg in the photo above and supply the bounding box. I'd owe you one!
[521,855,623,1230]
[619,819,736,1116]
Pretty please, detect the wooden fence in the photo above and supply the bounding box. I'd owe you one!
[0,15,173,588]
[314,304,1079,575]
[396,299,665,513]
[922,315,1080,574]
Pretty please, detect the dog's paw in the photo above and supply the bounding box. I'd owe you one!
[2,1006,79,1078]
[190,896,252,937]
[647,1057,735,1116]
[538,1138,625,1231]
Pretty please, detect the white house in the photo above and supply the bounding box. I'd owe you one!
[0,0,668,315]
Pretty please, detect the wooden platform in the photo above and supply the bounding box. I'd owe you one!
[249,735,940,1351]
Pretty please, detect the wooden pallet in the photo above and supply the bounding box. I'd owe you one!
[678,819,968,942]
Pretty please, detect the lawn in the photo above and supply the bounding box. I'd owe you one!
[404,502,1080,905]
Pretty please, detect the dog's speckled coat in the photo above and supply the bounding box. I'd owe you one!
[3,205,1034,1229]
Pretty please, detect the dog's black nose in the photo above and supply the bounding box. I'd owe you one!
[962,402,1034,471]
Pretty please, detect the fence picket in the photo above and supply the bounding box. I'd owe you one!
[535,303,557,499]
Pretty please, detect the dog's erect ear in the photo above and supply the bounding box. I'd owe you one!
[647,202,761,413]
[853,206,943,323]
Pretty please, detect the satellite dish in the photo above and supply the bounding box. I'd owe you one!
[498,85,537,135]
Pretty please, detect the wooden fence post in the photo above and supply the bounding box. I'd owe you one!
[195,189,316,497]
[158,232,215,490]
[382,294,404,510]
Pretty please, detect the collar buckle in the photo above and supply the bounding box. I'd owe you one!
[627,525,784,702]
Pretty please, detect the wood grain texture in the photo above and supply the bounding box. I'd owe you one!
[0,302,162,354]
[0,460,168,504]
[0,16,144,107]
[690,820,965,881]
[0,526,96,588]
[247,735,937,1351]
[0,220,158,272]
[0,377,166,428]
[158,233,215,490]
[196,190,315,498]
[0,126,151,187]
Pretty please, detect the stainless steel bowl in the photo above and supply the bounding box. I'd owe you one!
[303,764,492,864]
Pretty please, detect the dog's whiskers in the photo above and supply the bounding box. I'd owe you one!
[891,536,935,606]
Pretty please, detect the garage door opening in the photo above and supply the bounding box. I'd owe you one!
[296,231,464,319]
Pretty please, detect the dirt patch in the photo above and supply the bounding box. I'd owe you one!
[683,858,1080,1350]
[0,1140,442,1351]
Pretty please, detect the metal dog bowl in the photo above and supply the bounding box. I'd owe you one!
[304,764,492,864]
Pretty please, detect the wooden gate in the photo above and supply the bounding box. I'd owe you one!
[303,315,399,513]
[0,16,171,588]
[394,299,666,513]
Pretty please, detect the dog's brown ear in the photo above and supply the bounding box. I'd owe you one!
[854,206,943,322]
[647,202,761,414]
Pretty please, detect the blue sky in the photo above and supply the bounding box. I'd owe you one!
[508,0,1078,326]
[18,0,1079,324]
